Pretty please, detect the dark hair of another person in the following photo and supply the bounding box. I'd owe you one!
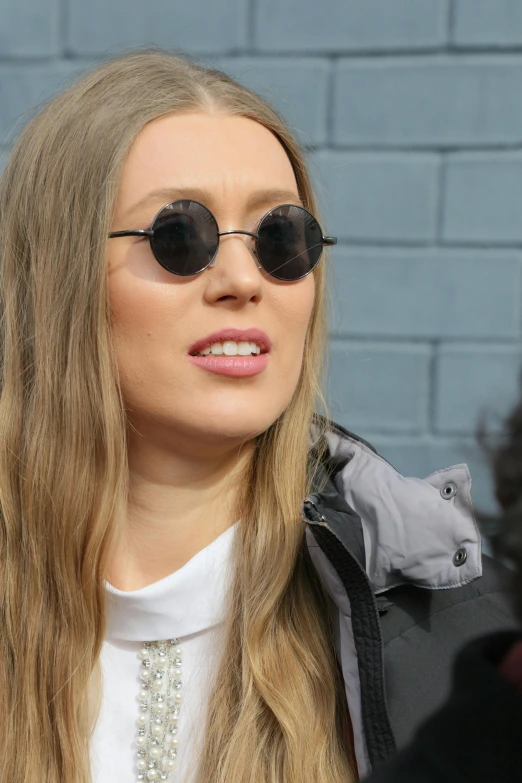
[481,382,522,624]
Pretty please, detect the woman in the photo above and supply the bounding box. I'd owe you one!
[0,50,511,783]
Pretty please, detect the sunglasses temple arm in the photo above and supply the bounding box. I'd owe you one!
[108,229,154,238]
[322,236,337,246]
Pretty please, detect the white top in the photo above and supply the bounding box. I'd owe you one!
[90,522,238,783]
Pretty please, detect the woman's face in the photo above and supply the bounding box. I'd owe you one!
[108,112,316,452]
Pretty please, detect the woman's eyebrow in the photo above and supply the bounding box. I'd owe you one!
[245,188,304,211]
[120,187,304,224]
[119,187,208,223]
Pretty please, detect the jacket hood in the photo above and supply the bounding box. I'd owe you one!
[318,425,482,592]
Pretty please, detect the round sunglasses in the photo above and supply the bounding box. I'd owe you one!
[108,199,337,281]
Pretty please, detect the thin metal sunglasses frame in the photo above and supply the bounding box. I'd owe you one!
[108,199,337,277]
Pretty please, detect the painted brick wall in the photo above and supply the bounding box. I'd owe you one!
[1,0,521,511]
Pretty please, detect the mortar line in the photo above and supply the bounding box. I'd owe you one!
[428,340,440,436]
[435,153,447,243]
[58,0,70,57]
[447,0,457,49]
[246,0,256,51]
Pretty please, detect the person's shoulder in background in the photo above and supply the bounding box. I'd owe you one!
[367,629,522,783]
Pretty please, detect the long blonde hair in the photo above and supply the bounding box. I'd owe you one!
[0,51,354,782]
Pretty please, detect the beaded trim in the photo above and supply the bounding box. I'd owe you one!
[135,639,183,781]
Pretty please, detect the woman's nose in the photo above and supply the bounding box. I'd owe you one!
[204,233,263,305]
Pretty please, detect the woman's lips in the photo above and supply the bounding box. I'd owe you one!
[187,353,268,377]
[188,328,271,356]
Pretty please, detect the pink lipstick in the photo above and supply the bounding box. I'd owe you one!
[187,328,270,378]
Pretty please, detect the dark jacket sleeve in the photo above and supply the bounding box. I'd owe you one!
[378,555,518,749]
[364,631,522,783]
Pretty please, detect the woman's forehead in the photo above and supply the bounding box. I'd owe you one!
[115,112,299,221]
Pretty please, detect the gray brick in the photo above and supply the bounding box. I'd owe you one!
[435,344,522,434]
[254,0,449,53]
[312,151,439,242]
[67,0,248,55]
[0,0,59,57]
[329,247,522,340]
[217,58,329,146]
[453,0,522,47]
[369,436,497,514]
[334,57,522,147]
[328,340,431,434]
[0,63,88,145]
[443,153,522,244]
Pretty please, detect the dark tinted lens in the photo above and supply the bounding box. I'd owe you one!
[150,200,219,275]
[256,205,324,281]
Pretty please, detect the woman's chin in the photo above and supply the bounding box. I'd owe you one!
[125,394,293,452]
[189,415,276,445]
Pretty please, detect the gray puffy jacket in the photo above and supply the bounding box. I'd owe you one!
[304,422,514,779]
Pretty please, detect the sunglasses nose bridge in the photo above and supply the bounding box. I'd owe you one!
[209,229,260,269]
[217,229,259,240]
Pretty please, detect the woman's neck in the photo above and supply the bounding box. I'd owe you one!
[106,429,253,591]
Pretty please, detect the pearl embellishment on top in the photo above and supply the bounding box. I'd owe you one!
[135,639,183,781]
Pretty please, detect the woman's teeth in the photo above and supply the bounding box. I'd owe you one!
[199,341,261,356]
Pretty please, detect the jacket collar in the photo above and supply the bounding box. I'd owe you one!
[307,423,482,592]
